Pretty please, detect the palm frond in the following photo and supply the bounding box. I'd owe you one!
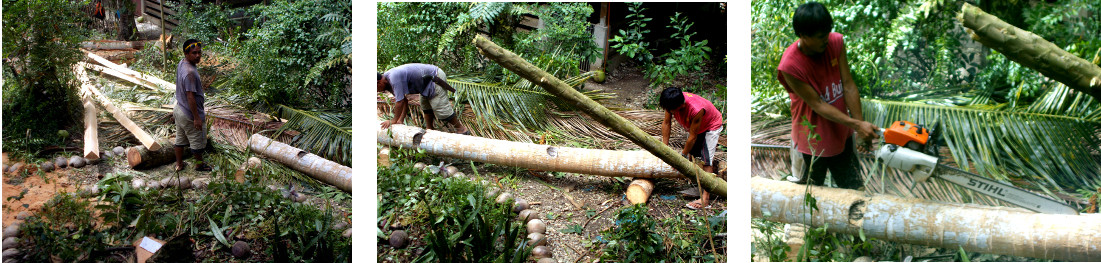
[1020,84,1101,121]
[274,105,352,167]
[863,99,1101,195]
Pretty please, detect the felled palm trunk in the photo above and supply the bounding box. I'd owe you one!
[472,35,727,196]
[128,143,187,170]
[751,177,1101,261]
[958,3,1101,100]
[74,63,162,151]
[248,134,352,193]
[378,124,683,178]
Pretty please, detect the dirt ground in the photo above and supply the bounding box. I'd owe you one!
[585,65,655,110]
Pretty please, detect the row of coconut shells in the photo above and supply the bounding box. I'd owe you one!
[407,162,558,263]
[3,209,40,262]
[2,146,129,174]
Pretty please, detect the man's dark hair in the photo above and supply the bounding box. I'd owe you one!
[793,2,833,37]
[378,72,383,81]
[182,39,202,53]
[659,87,685,111]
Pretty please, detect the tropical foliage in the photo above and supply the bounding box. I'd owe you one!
[752,0,1101,201]
[1,0,90,152]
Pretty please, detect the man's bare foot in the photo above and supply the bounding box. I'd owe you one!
[685,199,710,210]
[175,162,187,172]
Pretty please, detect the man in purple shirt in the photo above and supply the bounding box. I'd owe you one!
[174,39,211,172]
[378,63,469,135]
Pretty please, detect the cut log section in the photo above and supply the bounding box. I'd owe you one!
[379,123,681,178]
[625,179,655,204]
[248,134,352,192]
[74,63,162,151]
[81,40,143,50]
[82,96,100,161]
[751,176,1101,261]
[128,144,189,170]
[958,3,1101,100]
[472,35,726,196]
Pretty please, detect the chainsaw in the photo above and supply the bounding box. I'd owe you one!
[874,120,1077,215]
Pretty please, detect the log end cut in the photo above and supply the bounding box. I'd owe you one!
[127,147,142,168]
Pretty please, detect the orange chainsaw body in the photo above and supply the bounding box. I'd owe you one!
[884,120,929,151]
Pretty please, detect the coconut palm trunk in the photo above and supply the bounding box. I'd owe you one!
[127,143,187,170]
[751,177,1101,261]
[472,35,727,196]
[958,3,1101,100]
[378,123,682,178]
[248,134,352,192]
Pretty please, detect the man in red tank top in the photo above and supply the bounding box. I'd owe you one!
[776,2,879,190]
[660,87,725,209]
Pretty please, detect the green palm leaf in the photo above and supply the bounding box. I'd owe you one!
[863,99,1101,195]
[449,71,611,133]
[274,105,352,167]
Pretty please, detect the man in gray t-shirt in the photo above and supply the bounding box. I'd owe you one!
[378,63,469,135]
[174,39,211,172]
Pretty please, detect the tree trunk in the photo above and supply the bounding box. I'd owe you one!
[128,143,186,169]
[472,35,727,196]
[248,134,352,193]
[83,96,100,161]
[378,123,683,178]
[116,0,136,41]
[751,177,1101,261]
[74,63,162,151]
[84,51,175,90]
[958,3,1101,100]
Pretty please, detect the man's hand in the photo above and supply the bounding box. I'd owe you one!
[193,117,203,130]
[854,121,879,151]
[381,120,393,129]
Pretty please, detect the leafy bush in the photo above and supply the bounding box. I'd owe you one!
[2,0,90,152]
[175,0,242,46]
[644,12,712,87]
[510,3,602,82]
[227,0,350,110]
[609,2,654,62]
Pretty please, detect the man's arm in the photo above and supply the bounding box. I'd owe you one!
[381,99,409,129]
[661,111,673,145]
[681,110,706,155]
[186,91,201,129]
[781,71,877,138]
[838,44,878,144]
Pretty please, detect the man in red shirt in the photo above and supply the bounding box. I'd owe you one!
[660,87,724,209]
[776,2,878,190]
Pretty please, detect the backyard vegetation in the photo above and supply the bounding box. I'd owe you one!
[378,2,727,262]
[3,0,351,261]
[751,0,1101,261]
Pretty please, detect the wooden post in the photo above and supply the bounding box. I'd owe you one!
[82,96,100,161]
[74,63,162,151]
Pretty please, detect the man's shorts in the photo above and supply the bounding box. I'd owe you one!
[789,135,862,189]
[174,106,206,151]
[420,68,457,121]
[688,127,722,167]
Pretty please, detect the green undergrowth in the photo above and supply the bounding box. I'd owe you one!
[378,145,531,262]
[598,204,727,263]
[16,145,350,262]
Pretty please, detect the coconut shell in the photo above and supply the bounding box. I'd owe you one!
[484,188,499,200]
[531,246,552,259]
[245,157,262,169]
[14,212,31,221]
[7,163,21,174]
[517,209,538,224]
[444,166,459,175]
[191,178,209,189]
[413,162,426,170]
[1,248,19,258]
[292,193,308,203]
[68,156,85,168]
[527,232,547,246]
[161,177,176,188]
[54,156,68,168]
[39,161,54,172]
[1,237,18,249]
[178,177,192,190]
[342,228,352,238]
[231,241,251,259]
[148,181,162,189]
[1,164,8,173]
[332,222,349,231]
[102,151,114,159]
[495,192,514,204]
[537,258,558,263]
[452,172,465,178]
[512,199,529,213]
[2,224,19,238]
[526,219,546,234]
[389,230,409,248]
[132,178,145,189]
[112,146,125,156]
